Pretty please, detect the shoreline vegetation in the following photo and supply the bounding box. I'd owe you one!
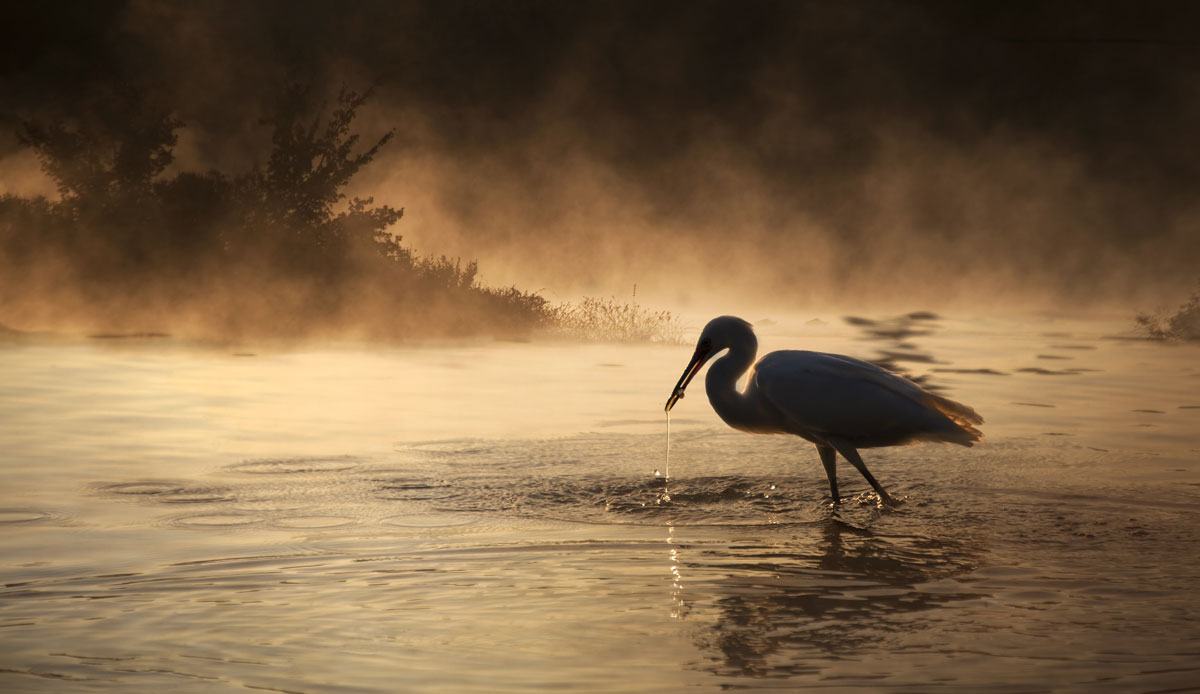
[0,86,680,344]
[1136,282,1200,341]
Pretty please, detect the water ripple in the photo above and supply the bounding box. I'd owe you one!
[165,513,266,528]
[0,508,66,525]
[225,457,360,474]
[96,481,235,504]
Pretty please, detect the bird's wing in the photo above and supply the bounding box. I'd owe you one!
[752,351,982,446]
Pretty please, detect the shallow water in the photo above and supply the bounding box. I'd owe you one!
[2,315,1199,692]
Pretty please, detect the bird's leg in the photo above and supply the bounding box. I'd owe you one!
[816,444,840,504]
[828,438,893,504]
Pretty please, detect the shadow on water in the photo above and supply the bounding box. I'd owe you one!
[677,516,986,679]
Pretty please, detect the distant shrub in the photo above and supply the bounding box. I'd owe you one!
[1136,282,1200,340]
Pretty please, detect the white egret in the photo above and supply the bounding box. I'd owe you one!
[665,316,983,504]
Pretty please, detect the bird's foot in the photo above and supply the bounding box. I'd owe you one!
[875,491,906,510]
[846,490,904,509]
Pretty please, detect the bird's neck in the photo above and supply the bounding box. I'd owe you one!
[705,341,760,432]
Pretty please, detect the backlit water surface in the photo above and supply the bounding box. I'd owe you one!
[2,315,1198,692]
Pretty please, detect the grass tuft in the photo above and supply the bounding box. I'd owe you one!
[543,288,685,343]
[1136,281,1200,340]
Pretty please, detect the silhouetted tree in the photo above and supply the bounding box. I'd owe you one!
[14,85,183,281]
[234,86,402,275]
[19,85,179,206]
[1,82,551,338]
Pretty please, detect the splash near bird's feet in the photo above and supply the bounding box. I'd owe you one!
[867,490,907,510]
[827,491,907,511]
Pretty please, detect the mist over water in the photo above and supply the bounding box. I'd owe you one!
[4,1,1200,328]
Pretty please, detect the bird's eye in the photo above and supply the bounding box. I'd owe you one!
[700,338,712,350]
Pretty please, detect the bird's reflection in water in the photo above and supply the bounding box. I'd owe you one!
[675,517,986,679]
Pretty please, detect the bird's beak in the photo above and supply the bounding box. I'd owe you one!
[665,344,711,412]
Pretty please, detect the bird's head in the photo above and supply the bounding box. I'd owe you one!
[664,316,755,412]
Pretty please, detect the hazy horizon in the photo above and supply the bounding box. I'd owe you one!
[3,1,1200,330]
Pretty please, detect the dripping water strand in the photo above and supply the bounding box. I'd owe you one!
[653,411,671,505]
[661,411,671,503]
[664,410,670,481]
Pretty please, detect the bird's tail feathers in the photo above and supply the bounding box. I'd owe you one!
[925,393,985,446]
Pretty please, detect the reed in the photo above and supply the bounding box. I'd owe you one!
[543,288,685,344]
